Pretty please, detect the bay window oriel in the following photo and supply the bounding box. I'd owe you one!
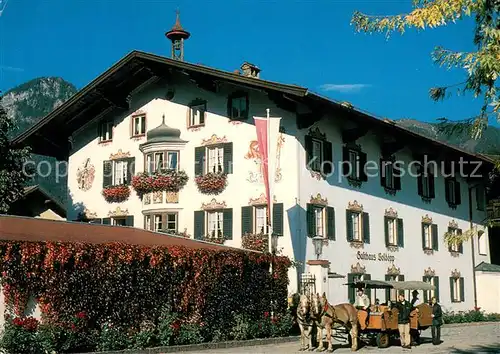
[242,203,284,236]
[145,151,179,173]
[144,212,178,233]
[194,143,233,175]
[194,208,233,240]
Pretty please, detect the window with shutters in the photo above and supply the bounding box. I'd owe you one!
[346,206,368,244]
[207,210,224,238]
[228,92,249,120]
[207,146,224,173]
[314,207,324,237]
[103,158,135,187]
[255,206,268,234]
[347,273,371,303]
[447,226,463,253]
[113,160,128,185]
[342,144,367,186]
[304,129,333,176]
[450,276,464,303]
[386,274,405,302]
[423,223,432,249]
[445,177,461,208]
[417,163,435,201]
[145,151,179,173]
[380,157,401,194]
[423,276,438,301]
[188,99,206,127]
[387,218,396,245]
[384,215,404,248]
[242,203,283,237]
[112,217,126,226]
[351,212,362,242]
[131,114,146,137]
[98,120,113,142]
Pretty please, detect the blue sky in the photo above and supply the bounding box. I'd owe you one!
[0,0,484,124]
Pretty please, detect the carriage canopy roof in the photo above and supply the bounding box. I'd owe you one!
[345,280,435,290]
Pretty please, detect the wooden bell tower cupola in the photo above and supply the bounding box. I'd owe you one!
[165,10,190,61]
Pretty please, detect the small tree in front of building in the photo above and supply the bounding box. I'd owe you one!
[0,92,32,213]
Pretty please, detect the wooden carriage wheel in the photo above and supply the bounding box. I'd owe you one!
[376,332,390,348]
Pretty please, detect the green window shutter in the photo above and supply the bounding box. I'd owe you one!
[359,152,368,182]
[273,203,284,236]
[458,229,464,253]
[449,277,454,303]
[126,157,135,185]
[346,210,353,242]
[421,223,426,250]
[423,276,429,303]
[459,277,465,302]
[102,218,111,225]
[223,209,233,240]
[194,147,205,176]
[241,206,253,235]
[417,167,423,196]
[434,276,440,302]
[431,224,439,251]
[306,203,315,238]
[223,142,233,174]
[125,216,134,227]
[384,216,389,246]
[394,166,401,190]
[363,273,372,301]
[455,180,461,205]
[448,227,453,252]
[342,147,350,177]
[380,158,386,188]
[362,212,370,244]
[322,141,333,174]
[445,178,451,204]
[304,135,313,169]
[385,274,391,302]
[347,273,355,303]
[103,161,112,187]
[326,206,335,240]
[194,211,205,240]
[397,218,404,248]
[429,173,435,198]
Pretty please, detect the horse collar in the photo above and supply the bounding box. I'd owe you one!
[323,303,329,312]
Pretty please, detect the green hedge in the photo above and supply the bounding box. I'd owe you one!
[443,309,500,324]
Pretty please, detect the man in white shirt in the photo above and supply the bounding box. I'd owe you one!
[354,288,370,329]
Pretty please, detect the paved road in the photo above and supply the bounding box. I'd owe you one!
[185,323,500,353]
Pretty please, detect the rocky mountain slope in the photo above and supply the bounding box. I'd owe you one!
[2,77,77,206]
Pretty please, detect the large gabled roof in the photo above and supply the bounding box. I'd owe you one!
[10,50,494,169]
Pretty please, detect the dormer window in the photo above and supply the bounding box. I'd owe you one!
[99,120,113,142]
[228,92,249,120]
[188,99,206,127]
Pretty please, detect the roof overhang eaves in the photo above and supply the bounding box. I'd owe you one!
[22,185,67,218]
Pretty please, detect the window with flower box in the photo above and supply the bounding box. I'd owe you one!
[194,208,233,240]
[98,119,114,142]
[194,143,233,175]
[241,203,284,236]
[102,158,135,187]
[131,114,146,137]
[145,151,179,173]
[144,212,178,233]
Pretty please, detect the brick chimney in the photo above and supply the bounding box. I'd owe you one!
[240,62,261,78]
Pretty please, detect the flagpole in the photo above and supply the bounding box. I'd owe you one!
[266,108,273,255]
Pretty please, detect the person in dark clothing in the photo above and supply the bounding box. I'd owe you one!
[391,293,413,349]
[431,297,443,345]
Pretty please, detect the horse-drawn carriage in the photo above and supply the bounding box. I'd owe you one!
[338,279,435,348]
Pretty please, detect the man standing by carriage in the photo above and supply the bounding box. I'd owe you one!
[392,293,413,349]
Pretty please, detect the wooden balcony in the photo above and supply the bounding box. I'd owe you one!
[486,199,500,226]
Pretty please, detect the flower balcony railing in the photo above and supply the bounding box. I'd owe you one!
[102,185,131,203]
[202,231,226,244]
[131,170,189,197]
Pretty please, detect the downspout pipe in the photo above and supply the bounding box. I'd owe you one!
[468,183,480,310]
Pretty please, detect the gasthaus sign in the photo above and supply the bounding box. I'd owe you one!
[356,251,395,262]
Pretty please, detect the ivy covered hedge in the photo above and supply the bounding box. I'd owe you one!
[443,309,500,324]
[0,241,293,353]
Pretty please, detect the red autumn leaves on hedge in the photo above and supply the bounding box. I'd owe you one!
[131,170,189,196]
[242,233,268,252]
[10,316,39,332]
[0,241,292,330]
[195,172,228,195]
[102,185,130,203]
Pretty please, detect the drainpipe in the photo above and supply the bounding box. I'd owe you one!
[468,184,478,309]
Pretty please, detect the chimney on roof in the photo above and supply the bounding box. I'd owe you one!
[240,62,261,78]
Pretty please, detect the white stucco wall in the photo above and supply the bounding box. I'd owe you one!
[66,74,491,311]
[476,271,500,313]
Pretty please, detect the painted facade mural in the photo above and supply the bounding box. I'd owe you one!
[76,158,95,191]
[244,132,285,184]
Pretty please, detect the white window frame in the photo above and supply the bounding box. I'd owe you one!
[254,205,268,234]
[314,206,325,238]
[452,277,462,302]
[154,214,163,232]
[449,228,460,252]
[207,210,224,238]
[165,213,177,232]
[99,120,113,142]
[112,217,126,226]
[351,211,362,242]
[146,151,179,173]
[387,217,397,246]
[207,146,224,173]
[424,276,436,300]
[112,160,128,185]
[478,231,487,255]
[132,114,146,136]
[349,150,360,180]
[311,139,323,172]
[189,102,206,127]
[145,215,151,230]
[423,223,432,249]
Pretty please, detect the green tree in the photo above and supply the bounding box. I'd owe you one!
[351,0,500,140]
[0,92,32,213]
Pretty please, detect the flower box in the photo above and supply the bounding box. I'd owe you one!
[202,234,225,244]
[132,170,189,196]
[242,233,269,252]
[102,185,130,203]
[195,172,228,195]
